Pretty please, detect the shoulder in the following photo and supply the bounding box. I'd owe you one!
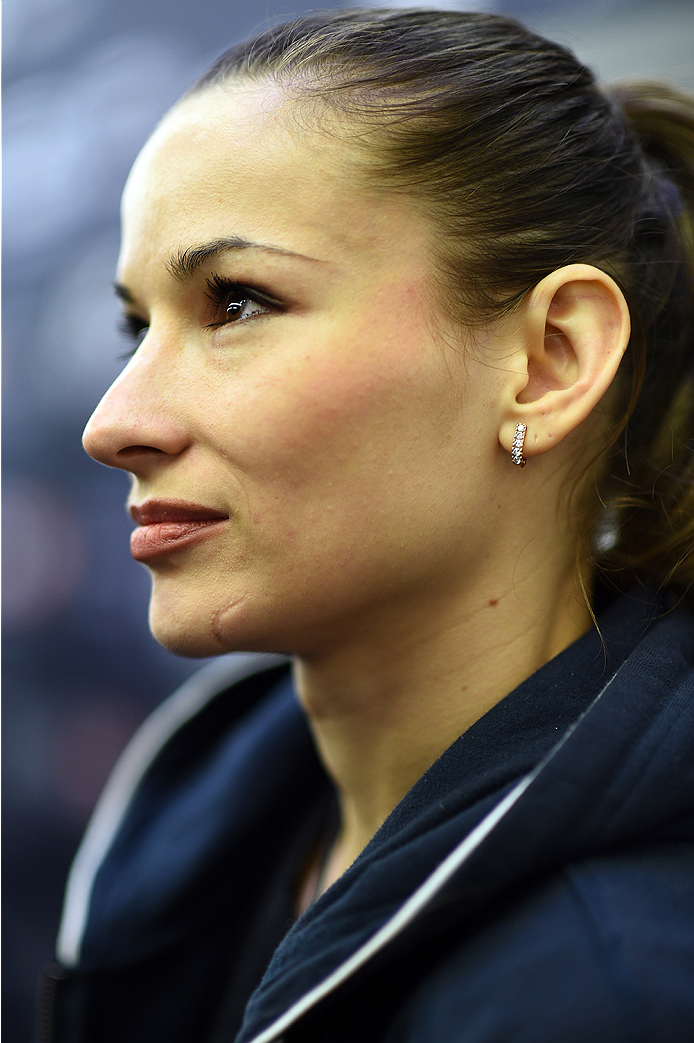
[57,652,296,968]
[389,844,694,1043]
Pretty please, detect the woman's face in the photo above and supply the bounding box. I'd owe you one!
[83,83,508,658]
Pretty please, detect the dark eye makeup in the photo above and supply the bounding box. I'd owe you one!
[116,271,283,361]
[203,272,282,328]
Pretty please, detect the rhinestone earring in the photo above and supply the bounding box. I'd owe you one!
[511,423,527,467]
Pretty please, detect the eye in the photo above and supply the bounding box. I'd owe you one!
[204,272,278,329]
[224,297,269,321]
[117,314,149,360]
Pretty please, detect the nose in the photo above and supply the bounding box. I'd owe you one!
[82,346,190,472]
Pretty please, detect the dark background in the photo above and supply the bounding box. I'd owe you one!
[3,0,693,1039]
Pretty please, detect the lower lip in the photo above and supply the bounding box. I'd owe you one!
[130,519,227,562]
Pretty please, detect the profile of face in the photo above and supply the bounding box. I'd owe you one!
[83,82,513,659]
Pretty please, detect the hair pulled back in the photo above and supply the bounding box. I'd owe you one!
[194,8,694,604]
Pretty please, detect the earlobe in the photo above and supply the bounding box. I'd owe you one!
[499,264,630,463]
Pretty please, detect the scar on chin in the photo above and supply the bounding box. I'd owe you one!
[210,596,250,646]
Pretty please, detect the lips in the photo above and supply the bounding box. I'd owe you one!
[129,500,229,562]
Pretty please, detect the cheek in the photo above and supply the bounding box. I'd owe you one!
[217,307,460,486]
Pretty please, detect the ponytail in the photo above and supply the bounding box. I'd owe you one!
[596,84,694,602]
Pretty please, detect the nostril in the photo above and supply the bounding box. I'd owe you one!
[115,446,167,458]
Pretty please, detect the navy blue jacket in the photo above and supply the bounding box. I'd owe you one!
[45,592,694,1042]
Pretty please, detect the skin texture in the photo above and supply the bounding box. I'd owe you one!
[83,82,630,886]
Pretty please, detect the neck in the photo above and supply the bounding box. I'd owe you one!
[292,553,591,884]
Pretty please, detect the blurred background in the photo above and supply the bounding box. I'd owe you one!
[3,0,693,1038]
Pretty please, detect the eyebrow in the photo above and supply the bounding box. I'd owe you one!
[166,236,326,281]
[114,283,136,305]
[114,236,329,305]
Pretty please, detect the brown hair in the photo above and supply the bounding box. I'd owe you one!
[193,8,694,604]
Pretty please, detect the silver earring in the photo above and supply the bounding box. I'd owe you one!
[511,423,527,467]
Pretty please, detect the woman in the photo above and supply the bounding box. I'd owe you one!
[44,9,693,1043]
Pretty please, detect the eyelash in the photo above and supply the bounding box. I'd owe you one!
[117,316,148,361]
[203,272,279,328]
[116,274,280,360]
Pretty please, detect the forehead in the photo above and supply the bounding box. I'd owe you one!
[119,82,430,277]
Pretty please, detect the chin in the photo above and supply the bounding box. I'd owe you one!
[147,597,228,658]
[147,612,222,657]
[147,587,285,659]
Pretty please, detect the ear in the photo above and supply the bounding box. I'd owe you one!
[498,264,630,461]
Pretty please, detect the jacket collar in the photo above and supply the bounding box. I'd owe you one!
[238,595,694,1043]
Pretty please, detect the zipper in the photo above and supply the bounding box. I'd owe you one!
[36,963,68,1043]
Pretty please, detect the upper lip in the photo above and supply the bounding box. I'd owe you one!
[129,499,229,525]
